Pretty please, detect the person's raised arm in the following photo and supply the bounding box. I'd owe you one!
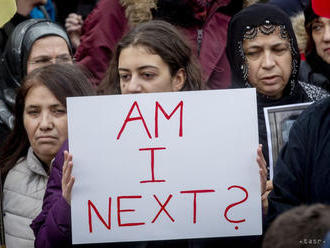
[31,142,72,248]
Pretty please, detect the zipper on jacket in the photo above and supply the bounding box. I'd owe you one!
[197,29,203,57]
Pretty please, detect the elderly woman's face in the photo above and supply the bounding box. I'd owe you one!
[23,84,68,165]
[312,17,330,64]
[243,27,292,99]
[27,36,72,75]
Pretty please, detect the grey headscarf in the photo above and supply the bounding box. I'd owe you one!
[0,19,72,130]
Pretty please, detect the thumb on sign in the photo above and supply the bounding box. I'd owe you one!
[0,0,17,28]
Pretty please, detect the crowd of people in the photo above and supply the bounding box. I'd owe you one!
[0,0,330,247]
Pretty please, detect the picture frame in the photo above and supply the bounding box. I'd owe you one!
[264,102,312,180]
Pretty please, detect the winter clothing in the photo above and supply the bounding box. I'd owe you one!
[30,141,70,248]
[75,0,235,89]
[53,0,99,24]
[32,139,261,248]
[267,96,330,225]
[298,2,330,92]
[0,13,28,55]
[0,19,72,146]
[290,12,308,55]
[0,1,56,54]
[3,147,48,248]
[226,3,328,168]
[30,0,55,21]
[256,81,328,170]
[154,0,233,89]
[31,141,190,248]
[74,0,129,86]
[299,58,330,92]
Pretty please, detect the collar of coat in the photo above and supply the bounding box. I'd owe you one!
[118,0,252,26]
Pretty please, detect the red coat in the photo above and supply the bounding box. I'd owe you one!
[75,0,231,89]
[74,0,128,86]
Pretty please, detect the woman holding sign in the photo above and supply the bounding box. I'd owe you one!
[32,21,267,248]
[226,3,328,211]
[32,20,201,248]
[0,64,94,248]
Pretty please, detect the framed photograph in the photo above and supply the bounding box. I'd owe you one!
[264,102,312,180]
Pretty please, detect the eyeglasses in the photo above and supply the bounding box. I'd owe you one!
[28,54,74,66]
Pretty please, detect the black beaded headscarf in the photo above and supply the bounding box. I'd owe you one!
[226,3,300,97]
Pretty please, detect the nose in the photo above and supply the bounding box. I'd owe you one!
[49,58,57,65]
[261,51,276,70]
[126,75,143,94]
[39,112,53,131]
[323,25,330,42]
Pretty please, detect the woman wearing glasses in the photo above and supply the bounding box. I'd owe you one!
[0,19,73,147]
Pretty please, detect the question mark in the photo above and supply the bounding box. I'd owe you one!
[224,185,248,230]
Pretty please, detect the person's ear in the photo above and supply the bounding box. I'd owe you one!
[171,68,186,92]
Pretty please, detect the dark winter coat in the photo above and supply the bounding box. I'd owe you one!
[226,3,328,169]
[299,59,330,92]
[75,0,234,89]
[267,96,330,225]
[268,0,308,16]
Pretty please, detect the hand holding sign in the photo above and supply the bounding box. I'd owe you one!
[62,151,75,205]
[67,89,262,244]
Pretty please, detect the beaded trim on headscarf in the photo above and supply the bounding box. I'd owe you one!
[238,20,299,95]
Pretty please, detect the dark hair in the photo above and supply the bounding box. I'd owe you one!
[0,64,95,181]
[304,1,320,55]
[263,204,330,248]
[98,20,201,94]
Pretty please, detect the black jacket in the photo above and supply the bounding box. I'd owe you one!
[257,81,328,174]
[299,60,330,93]
[267,96,330,226]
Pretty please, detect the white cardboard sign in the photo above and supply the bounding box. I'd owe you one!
[67,89,262,245]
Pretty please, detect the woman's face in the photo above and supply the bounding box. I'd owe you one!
[23,84,68,165]
[119,45,185,94]
[243,27,292,99]
[312,17,330,64]
[27,36,72,75]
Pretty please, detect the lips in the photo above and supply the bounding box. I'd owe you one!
[324,48,330,53]
[36,135,57,141]
[260,75,280,85]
